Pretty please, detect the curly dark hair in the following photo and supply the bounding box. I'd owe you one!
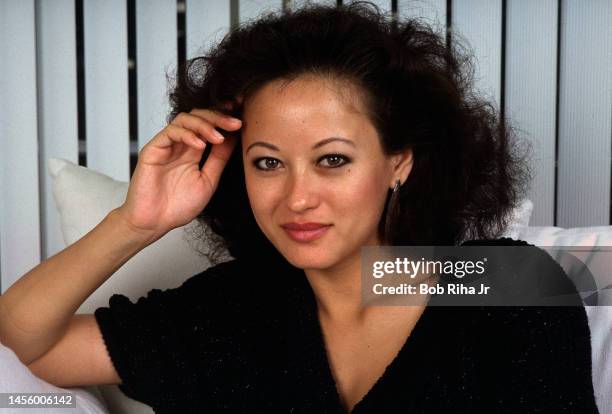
[167,1,531,265]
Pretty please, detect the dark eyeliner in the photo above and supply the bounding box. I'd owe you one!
[318,154,351,168]
[252,157,279,171]
[252,154,351,171]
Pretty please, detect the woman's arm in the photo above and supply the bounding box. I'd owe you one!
[0,208,155,365]
[0,107,238,371]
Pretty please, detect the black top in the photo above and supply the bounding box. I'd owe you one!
[94,238,600,413]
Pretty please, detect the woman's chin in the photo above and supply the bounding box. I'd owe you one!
[281,250,335,270]
[268,232,342,269]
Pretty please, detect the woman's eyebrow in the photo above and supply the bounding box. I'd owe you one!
[245,137,356,154]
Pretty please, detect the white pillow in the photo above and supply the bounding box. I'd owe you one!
[48,157,227,315]
[518,225,612,247]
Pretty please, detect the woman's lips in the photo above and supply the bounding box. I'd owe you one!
[282,225,331,242]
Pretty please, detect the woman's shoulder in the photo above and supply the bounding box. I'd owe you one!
[99,259,253,318]
[96,259,244,321]
[182,259,242,288]
[176,259,255,304]
[183,257,291,290]
[453,237,589,332]
[178,257,295,309]
[461,237,584,306]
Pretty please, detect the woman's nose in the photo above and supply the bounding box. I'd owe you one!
[285,173,320,213]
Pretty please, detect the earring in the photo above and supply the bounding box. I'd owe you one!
[384,179,402,243]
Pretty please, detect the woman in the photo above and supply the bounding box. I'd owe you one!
[0,2,598,413]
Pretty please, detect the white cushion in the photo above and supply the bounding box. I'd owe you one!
[518,225,612,247]
[48,157,222,315]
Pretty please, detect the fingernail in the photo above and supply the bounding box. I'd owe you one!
[213,130,225,140]
[230,118,242,125]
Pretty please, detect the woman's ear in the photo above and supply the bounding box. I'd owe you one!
[389,148,413,187]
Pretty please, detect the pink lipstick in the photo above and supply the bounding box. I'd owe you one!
[281,222,332,242]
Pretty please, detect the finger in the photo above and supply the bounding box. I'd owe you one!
[171,112,229,145]
[150,124,205,150]
[200,135,239,189]
[188,108,242,131]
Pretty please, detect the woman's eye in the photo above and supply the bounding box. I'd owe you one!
[252,154,350,172]
[253,157,281,171]
[318,154,350,168]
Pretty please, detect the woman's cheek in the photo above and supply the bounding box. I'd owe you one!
[247,182,283,230]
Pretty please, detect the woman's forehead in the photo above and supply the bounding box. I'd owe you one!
[243,75,369,118]
[242,79,371,135]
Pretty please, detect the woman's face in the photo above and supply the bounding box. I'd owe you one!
[241,75,412,271]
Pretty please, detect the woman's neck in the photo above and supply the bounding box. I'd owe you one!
[304,250,367,324]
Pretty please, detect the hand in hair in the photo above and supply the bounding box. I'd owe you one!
[116,106,242,242]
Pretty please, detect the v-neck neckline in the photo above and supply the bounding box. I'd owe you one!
[321,304,434,413]
[294,270,438,414]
